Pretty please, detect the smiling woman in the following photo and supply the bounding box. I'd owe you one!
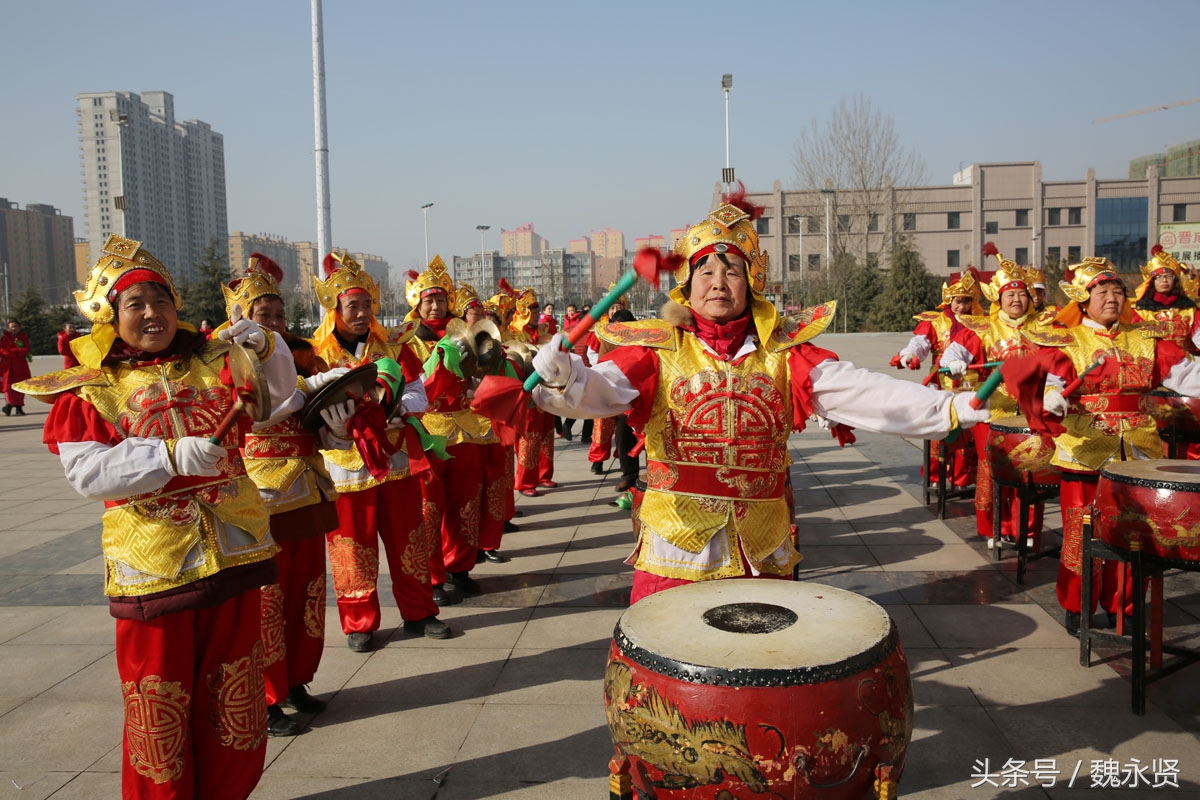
[114,282,178,353]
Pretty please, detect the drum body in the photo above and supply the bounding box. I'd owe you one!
[987,414,1059,487]
[604,580,912,799]
[1094,460,1200,562]
[1142,389,1200,436]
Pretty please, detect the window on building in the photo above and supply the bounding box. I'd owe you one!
[808,254,821,269]
[755,217,770,235]
[1068,245,1081,262]
[947,250,960,268]
[838,215,851,232]
[1175,204,1188,222]
[985,221,999,235]
[788,254,802,272]
[1068,207,1082,225]
[1047,246,1061,263]
[868,214,879,232]
[947,212,961,230]
[787,216,802,234]
[1048,208,1061,226]
[807,216,820,233]
[1015,247,1028,264]
[903,213,916,231]
[1016,209,1030,227]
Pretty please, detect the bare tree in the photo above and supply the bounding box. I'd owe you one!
[792,95,927,268]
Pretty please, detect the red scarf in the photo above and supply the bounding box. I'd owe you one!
[1153,292,1180,307]
[688,311,752,359]
[422,316,451,337]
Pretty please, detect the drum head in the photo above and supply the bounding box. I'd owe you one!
[989,414,1033,433]
[299,363,378,431]
[1102,458,1200,487]
[617,580,892,679]
[226,343,271,422]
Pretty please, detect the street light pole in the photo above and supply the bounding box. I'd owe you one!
[721,73,734,187]
[421,203,434,265]
[476,224,490,286]
[819,188,833,267]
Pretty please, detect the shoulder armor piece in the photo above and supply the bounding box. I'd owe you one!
[1021,326,1074,347]
[388,320,420,345]
[913,310,942,323]
[768,301,838,352]
[14,366,110,402]
[595,319,677,351]
[955,314,990,333]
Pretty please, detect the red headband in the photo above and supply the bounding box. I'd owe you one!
[689,243,748,265]
[419,287,447,299]
[997,280,1027,293]
[109,269,170,304]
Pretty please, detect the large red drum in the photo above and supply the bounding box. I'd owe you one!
[1094,460,1200,563]
[987,414,1059,487]
[1141,388,1200,436]
[604,580,912,799]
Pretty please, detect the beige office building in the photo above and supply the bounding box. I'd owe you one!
[228,232,304,289]
[589,227,624,258]
[0,199,77,306]
[501,223,547,257]
[744,162,1200,301]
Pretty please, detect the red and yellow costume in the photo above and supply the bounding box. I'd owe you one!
[311,252,439,636]
[16,235,300,799]
[1131,245,1199,353]
[892,271,985,488]
[0,324,31,412]
[1030,258,1200,618]
[225,254,336,712]
[509,286,556,493]
[948,247,1069,541]
[532,191,985,603]
[584,283,627,469]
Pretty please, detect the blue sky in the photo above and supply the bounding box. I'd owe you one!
[4,0,1200,278]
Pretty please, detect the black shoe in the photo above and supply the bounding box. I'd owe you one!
[476,550,487,564]
[503,520,520,533]
[403,615,452,640]
[615,477,637,493]
[561,431,574,442]
[2,405,9,416]
[590,462,605,475]
[482,549,509,564]
[1065,611,1081,636]
[282,685,326,714]
[432,584,462,606]
[347,631,374,652]
[267,704,303,737]
[513,509,524,518]
[1105,611,1119,629]
[13,407,23,416]
[447,571,482,597]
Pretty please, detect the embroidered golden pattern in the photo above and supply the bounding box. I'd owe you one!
[460,494,481,547]
[486,474,507,522]
[259,583,285,667]
[327,536,379,598]
[305,575,327,639]
[122,676,189,785]
[207,641,267,751]
[598,319,676,349]
[1061,505,1089,575]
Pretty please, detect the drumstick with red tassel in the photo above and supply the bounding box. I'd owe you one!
[209,380,256,445]
[1059,355,1106,400]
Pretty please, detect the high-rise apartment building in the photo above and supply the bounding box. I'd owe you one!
[589,227,625,258]
[567,236,591,254]
[228,232,305,289]
[77,91,228,281]
[0,199,77,306]
[501,223,547,257]
[634,234,666,250]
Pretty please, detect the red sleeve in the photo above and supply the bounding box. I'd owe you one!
[56,332,69,356]
[42,391,122,455]
[949,327,985,363]
[1155,338,1189,385]
[787,343,839,430]
[397,345,423,383]
[423,361,467,412]
[598,346,660,431]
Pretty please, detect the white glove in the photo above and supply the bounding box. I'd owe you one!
[945,359,969,378]
[532,333,573,388]
[810,413,832,431]
[1044,388,1069,417]
[320,399,356,438]
[951,392,991,429]
[940,341,973,369]
[899,353,920,370]
[217,304,267,354]
[172,436,225,477]
[304,367,351,393]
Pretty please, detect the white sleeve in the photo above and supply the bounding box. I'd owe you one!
[1161,357,1200,397]
[260,332,300,415]
[899,334,931,362]
[58,438,175,501]
[532,357,639,419]
[400,375,428,414]
[810,359,956,438]
[254,388,305,430]
[1045,372,1067,391]
[939,341,972,367]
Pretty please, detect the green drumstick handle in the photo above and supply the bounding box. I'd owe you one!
[969,368,1005,410]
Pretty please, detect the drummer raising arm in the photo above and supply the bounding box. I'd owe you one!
[528,185,992,604]
[1029,258,1200,634]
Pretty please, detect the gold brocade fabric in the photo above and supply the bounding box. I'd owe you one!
[408,334,498,447]
[1049,324,1164,473]
[1138,306,1196,351]
[958,312,1065,419]
[242,414,334,514]
[635,332,795,577]
[68,345,275,597]
[916,312,981,392]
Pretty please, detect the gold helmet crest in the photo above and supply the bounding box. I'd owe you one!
[980,243,1030,303]
[313,251,380,313]
[455,281,482,315]
[405,255,455,310]
[673,202,768,295]
[74,235,182,325]
[1060,257,1120,303]
[511,287,539,331]
[223,252,284,319]
[939,268,984,312]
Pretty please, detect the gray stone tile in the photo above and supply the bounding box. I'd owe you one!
[515,607,622,650]
[540,572,631,608]
[913,604,1073,650]
[871,543,992,572]
[891,570,1031,605]
[10,605,114,645]
[797,570,907,604]
[0,606,70,644]
[554,545,633,574]
[12,770,121,799]
[450,704,611,783]
[488,647,607,705]
[0,643,113,697]
[0,697,121,770]
[793,543,881,571]
[337,647,510,707]
[941,647,1132,708]
[794,520,861,544]
[431,777,612,799]
[905,647,981,707]
[251,775,438,799]
[0,575,106,606]
[0,771,77,799]
[0,528,99,576]
[903,705,1015,787]
[408,605,535,650]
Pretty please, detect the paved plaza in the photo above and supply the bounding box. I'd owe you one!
[2,333,1200,798]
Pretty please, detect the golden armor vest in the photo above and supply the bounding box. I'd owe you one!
[957,313,1072,419]
[1137,306,1196,351]
[242,409,335,514]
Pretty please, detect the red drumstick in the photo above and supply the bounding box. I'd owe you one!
[208,383,255,445]
[1061,355,1106,398]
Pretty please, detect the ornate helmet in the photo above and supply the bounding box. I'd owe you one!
[405,255,455,310]
[313,251,380,313]
[1025,266,1047,291]
[75,235,182,325]
[223,252,283,319]
[1060,257,1121,303]
[455,282,482,316]
[980,243,1029,304]
[671,183,768,296]
[511,286,539,331]
[938,268,984,314]
[486,278,516,323]
[1141,244,1185,282]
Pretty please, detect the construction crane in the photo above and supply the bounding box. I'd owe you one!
[1092,97,1200,124]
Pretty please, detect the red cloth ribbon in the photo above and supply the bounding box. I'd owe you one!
[686,312,751,359]
[1153,292,1180,307]
[422,316,451,337]
[398,419,434,480]
[470,375,528,447]
[346,400,399,481]
[999,351,1065,437]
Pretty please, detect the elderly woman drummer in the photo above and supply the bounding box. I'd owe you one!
[1027,257,1200,634]
[529,185,992,604]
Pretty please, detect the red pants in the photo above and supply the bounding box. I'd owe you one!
[516,407,555,491]
[630,562,792,605]
[116,590,267,800]
[425,442,493,584]
[479,442,510,552]
[261,535,327,706]
[1057,473,1122,615]
[972,423,1044,540]
[929,436,974,488]
[327,477,438,631]
[589,416,615,463]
